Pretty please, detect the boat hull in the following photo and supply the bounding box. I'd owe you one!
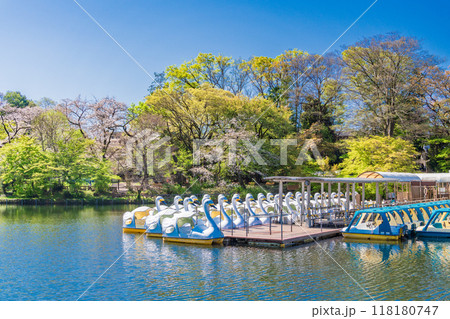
[146,232,163,238]
[123,227,146,234]
[416,231,450,238]
[163,237,223,245]
[342,232,402,241]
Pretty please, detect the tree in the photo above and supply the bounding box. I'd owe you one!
[144,84,292,151]
[339,136,418,176]
[342,33,435,139]
[0,104,42,145]
[36,97,56,109]
[2,91,35,108]
[0,136,49,196]
[31,110,72,152]
[0,133,117,197]
[165,53,249,94]
[59,97,133,158]
[422,67,450,135]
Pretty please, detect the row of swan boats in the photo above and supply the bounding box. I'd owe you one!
[122,191,353,245]
[342,200,450,241]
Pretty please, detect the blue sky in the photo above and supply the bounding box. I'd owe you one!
[1,0,449,105]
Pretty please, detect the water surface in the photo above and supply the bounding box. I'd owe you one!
[0,205,448,300]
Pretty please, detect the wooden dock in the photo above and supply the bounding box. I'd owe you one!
[222,224,342,248]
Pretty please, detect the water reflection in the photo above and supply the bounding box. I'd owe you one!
[0,205,449,300]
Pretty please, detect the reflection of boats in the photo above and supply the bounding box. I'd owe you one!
[343,239,403,263]
[342,208,406,241]
[416,208,450,238]
[163,199,224,245]
[122,206,152,233]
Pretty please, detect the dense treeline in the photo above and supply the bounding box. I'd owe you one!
[1,33,449,198]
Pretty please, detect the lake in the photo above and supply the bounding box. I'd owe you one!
[0,205,448,301]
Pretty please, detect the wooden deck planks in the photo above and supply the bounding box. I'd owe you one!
[222,224,342,248]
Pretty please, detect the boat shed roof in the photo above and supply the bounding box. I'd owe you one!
[358,171,421,182]
[416,173,450,183]
[264,176,399,184]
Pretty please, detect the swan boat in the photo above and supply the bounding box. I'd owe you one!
[163,199,224,245]
[122,206,152,233]
[145,196,184,238]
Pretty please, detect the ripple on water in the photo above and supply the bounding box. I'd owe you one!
[1,205,449,300]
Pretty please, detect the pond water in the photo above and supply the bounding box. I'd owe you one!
[0,205,449,301]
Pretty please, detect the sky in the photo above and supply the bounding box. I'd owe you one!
[1,0,450,105]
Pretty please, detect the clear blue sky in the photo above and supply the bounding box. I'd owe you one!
[1,0,449,105]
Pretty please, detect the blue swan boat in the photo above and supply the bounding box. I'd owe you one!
[163,199,224,245]
[145,195,183,238]
[122,206,152,233]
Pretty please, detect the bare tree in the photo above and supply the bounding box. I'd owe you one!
[0,102,42,146]
[59,97,134,158]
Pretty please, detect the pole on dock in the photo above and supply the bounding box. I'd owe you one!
[352,183,356,210]
[301,182,305,225]
[306,181,311,227]
[362,183,366,209]
[279,181,283,241]
[376,182,380,207]
[269,213,272,235]
[230,203,233,236]
[337,183,341,208]
[245,201,248,237]
[328,182,331,208]
[345,183,350,220]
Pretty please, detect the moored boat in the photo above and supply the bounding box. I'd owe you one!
[162,199,224,245]
[416,208,450,238]
[342,208,407,241]
[122,206,152,233]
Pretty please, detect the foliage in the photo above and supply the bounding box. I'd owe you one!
[0,136,49,196]
[0,133,118,197]
[5,32,450,197]
[342,33,435,139]
[427,138,450,172]
[339,136,418,176]
[1,91,35,108]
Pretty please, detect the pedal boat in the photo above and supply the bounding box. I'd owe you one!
[245,194,263,226]
[416,208,450,238]
[145,196,183,238]
[122,206,152,233]
[162,199,224,245]
[342,208,406,241]
[212,194,235,230]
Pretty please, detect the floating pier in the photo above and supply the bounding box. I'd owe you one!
[223,224,341,248]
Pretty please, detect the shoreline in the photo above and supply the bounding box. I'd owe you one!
[0,198,154,206]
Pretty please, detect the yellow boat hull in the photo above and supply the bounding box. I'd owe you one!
[342,232,401,241]
[146,233,163,238]
[163,237,223,245]
[123,228,146,234]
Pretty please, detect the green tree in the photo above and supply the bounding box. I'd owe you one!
[0,133,117,197]
[0,136,48,196]
[339,136,418,176]
[342,33,434,139]
[2,91,35,108]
